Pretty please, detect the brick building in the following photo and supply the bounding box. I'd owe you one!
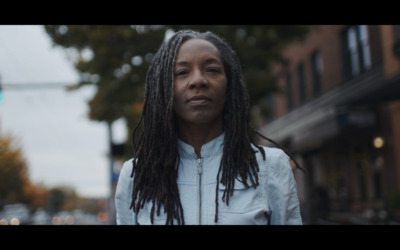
[258,25,400,224]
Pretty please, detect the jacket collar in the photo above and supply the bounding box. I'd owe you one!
[178,132,225,159]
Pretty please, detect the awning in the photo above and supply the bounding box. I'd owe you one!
[259,65,399,151]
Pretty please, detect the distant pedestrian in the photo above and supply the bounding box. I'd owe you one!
[115,29,304,225]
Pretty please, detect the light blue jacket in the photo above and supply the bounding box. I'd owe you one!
[115,133,302,225]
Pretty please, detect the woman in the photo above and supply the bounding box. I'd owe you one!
[115,30,303,225]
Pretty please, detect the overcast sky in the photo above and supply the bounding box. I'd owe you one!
[0,25,127,198]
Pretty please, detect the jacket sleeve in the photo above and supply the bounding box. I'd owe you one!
[115,160,137,225]
[267,149,302,225]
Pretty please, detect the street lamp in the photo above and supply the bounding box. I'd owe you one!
[373,136,385,149]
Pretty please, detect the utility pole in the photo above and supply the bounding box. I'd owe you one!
[0,75,3,104]
[106,121,116,225]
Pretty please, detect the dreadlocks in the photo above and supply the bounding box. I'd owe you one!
[130,30,304,225]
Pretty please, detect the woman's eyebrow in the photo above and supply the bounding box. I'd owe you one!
[175,61,190,67]
[175,57,221,67]
[204,57,221,64]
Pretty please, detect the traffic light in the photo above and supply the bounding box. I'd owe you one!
[111,143,125,157]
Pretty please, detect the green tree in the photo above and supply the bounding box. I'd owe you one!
[44,25,309,150]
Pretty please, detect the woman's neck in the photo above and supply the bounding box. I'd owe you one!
[177,118,224,158]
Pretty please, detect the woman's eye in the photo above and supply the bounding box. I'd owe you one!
[207,67,221,73]
[175,70,188,76]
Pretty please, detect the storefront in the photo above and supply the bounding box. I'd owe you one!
[259,65,400,223]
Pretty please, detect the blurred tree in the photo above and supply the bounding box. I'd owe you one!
[0,131,103,213]
[46,186,80,214]
[44,25,309,154]
[0,131,67,212]
[44,25,164,128]
[0,132,30,208]
[23,182,49,211]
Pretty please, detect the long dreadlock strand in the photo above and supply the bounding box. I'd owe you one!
[130,31,185,225]
[251,127,307,174]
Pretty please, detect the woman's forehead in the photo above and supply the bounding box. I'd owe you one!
[176,38,222,62]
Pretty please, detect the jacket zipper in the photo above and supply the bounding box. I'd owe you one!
[197,157,202,225]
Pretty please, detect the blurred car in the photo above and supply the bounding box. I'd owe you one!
[0,203,30,225]
[52,211,75,225]
[31,208,50,225]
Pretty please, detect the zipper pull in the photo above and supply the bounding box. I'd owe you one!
[197,158,202,175]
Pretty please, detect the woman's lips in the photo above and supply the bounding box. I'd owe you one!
[186,95,212,105]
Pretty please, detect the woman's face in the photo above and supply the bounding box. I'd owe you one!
[173,38,227,128]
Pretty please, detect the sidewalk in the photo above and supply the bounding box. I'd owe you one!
[316,211,400,225]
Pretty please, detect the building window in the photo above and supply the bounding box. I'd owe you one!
[285,74,293,111]
[311,51,323,98]
[393,25,400,57]
[341,25,372,80]
[297,63,307,105]
[359,25,372,70]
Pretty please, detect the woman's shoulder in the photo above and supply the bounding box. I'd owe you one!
[260,145,287,157]
[253,144,289,161]
[119,158,134,178]
[253,145,291,172]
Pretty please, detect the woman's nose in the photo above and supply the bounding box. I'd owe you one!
[188,71,209,89]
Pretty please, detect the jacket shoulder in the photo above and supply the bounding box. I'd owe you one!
[254,145,290,172]
[115,158,136,225]
[120,158,134,176]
